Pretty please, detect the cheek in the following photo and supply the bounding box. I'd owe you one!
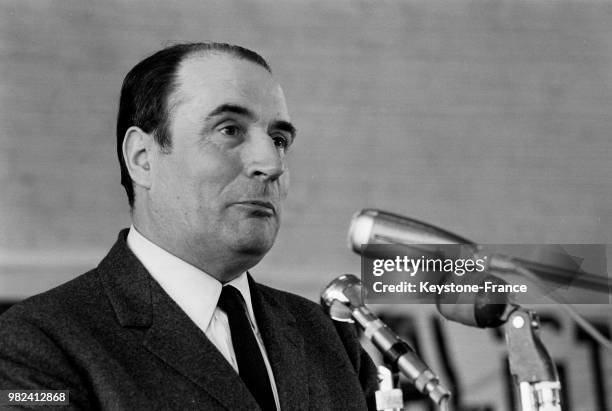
[151,153,195,206]
[195,156,242,188]
[186,153,245,203]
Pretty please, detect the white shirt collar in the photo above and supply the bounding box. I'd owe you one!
[126,225,256,333]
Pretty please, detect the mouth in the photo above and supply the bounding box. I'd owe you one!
[233,200,276,216]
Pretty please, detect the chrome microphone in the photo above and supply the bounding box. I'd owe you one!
[321,274,451,405]
[348,208,609,293]
[348,209,478,257]
[348,209,509,328]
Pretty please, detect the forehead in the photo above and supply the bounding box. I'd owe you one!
[172,53,289,118]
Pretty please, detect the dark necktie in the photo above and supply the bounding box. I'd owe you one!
[217,286,277,411]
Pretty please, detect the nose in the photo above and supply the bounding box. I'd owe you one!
[243,131,285,182]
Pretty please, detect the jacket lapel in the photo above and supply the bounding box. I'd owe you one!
[143,279,259,410]
[249,276,309,411]
[97,230,259,411]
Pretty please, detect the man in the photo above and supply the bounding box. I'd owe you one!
[0,43,377,410]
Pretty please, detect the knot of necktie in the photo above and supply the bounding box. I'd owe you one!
[218,285,247,315]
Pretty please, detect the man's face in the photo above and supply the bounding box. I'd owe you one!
[147,53,294,274]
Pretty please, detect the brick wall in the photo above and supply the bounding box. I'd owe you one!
[1,2,610,409]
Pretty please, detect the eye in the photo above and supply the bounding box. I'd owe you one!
[219,125,243,136]
[271,134,290,150]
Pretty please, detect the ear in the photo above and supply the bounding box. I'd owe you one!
[122,126,155,189]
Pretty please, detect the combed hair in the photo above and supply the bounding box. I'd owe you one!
[116,42,272,207]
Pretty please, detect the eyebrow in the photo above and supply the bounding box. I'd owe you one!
[205,104,255,121]
[205,103,297,139]
[273,120,297,140]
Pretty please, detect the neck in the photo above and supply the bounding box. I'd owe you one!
[131,217,261,283]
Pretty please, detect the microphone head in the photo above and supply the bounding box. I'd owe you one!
[320,274,363,322]
[321,274,363,307]
[347,210,377,252]
[348,209,478,257]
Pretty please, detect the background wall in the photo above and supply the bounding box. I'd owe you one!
[1,1,610,410]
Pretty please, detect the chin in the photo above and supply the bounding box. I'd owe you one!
[232,235,275,256]
[220,216,279,258]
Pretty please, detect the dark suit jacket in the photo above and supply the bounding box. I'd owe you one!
[0,231,377,410]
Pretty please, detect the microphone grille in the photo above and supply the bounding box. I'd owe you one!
[347,209,377,253]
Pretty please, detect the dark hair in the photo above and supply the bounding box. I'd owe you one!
[116,42,272,207]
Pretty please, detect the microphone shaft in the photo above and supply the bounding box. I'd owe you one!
[351,307,449,403]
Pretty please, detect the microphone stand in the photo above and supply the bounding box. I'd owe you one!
[374,365,404,411]
[504,306,562,411]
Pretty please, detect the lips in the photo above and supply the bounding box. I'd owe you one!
[233,200,276,215]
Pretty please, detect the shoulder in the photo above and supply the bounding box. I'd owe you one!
[0,268,106,327]
[0,268,113,371]
[1,229,134,330]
